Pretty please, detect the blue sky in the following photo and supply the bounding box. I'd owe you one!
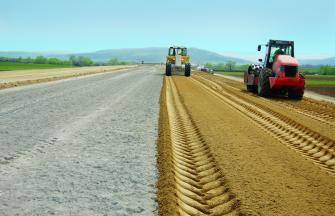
[1,0,334,60]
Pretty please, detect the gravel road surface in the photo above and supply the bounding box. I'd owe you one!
[0,66,162,215]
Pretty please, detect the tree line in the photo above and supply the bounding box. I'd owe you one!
[205,61,249,72]
[0,56,130,67]
[301,65,335,75]
[0,56,72,65]
[205,61,335,75]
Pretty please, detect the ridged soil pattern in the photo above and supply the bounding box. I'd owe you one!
[165,77,241,215]
[192,75,335,175]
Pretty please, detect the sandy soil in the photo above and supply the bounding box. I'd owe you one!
[156,78,177,215]
[157,77,240,215]
[305,86,335,99]
[0,65,138,89]
[157,72,335,215]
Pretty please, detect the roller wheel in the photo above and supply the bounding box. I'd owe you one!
[185,63,191,77]
[247,85,257,92]
[166,63,172,76]
[288,89,304,100]
[258,68,272,97]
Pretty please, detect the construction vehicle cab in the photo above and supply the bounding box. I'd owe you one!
[245,40,305,99]
[165,46,191,77]
[261,40,295,69]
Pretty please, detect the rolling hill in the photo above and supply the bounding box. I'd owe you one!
[1,48,334,65]
[57,48,252,64]
[0,48,252,65]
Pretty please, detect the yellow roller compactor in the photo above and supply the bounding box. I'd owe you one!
[165,46,191,77]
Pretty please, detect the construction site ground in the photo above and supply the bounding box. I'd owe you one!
[1,66,335,215]
[157,71,335,215]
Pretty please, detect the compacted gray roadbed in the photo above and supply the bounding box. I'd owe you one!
[0,66,162,215]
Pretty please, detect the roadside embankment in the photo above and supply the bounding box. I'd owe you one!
[0,65,139,90]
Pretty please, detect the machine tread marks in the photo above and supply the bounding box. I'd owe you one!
[164,77,241,215]
[206,73,335,127]
[257,68,272,97]
[192,74,335,176]
[276,99,335,126]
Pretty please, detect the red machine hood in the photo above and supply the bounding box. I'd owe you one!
[275,55,299,66]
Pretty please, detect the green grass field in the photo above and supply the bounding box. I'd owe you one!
[216,71,243,77]
[305,79,335,86]
[0,62,73,71]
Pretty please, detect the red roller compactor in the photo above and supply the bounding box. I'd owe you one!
[244,40,305,99]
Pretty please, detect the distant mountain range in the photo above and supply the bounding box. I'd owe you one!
[0,48,252,64]
[0,48,334,66]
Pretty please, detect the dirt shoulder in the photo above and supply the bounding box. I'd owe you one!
[162,75,335,215]
[0,65,138,90]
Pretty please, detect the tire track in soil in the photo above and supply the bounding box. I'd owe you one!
[202,73,335,127]
[161,76,241,215]
[268,98,335,127]
[270,101,335,127]
[191,75,335,176]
